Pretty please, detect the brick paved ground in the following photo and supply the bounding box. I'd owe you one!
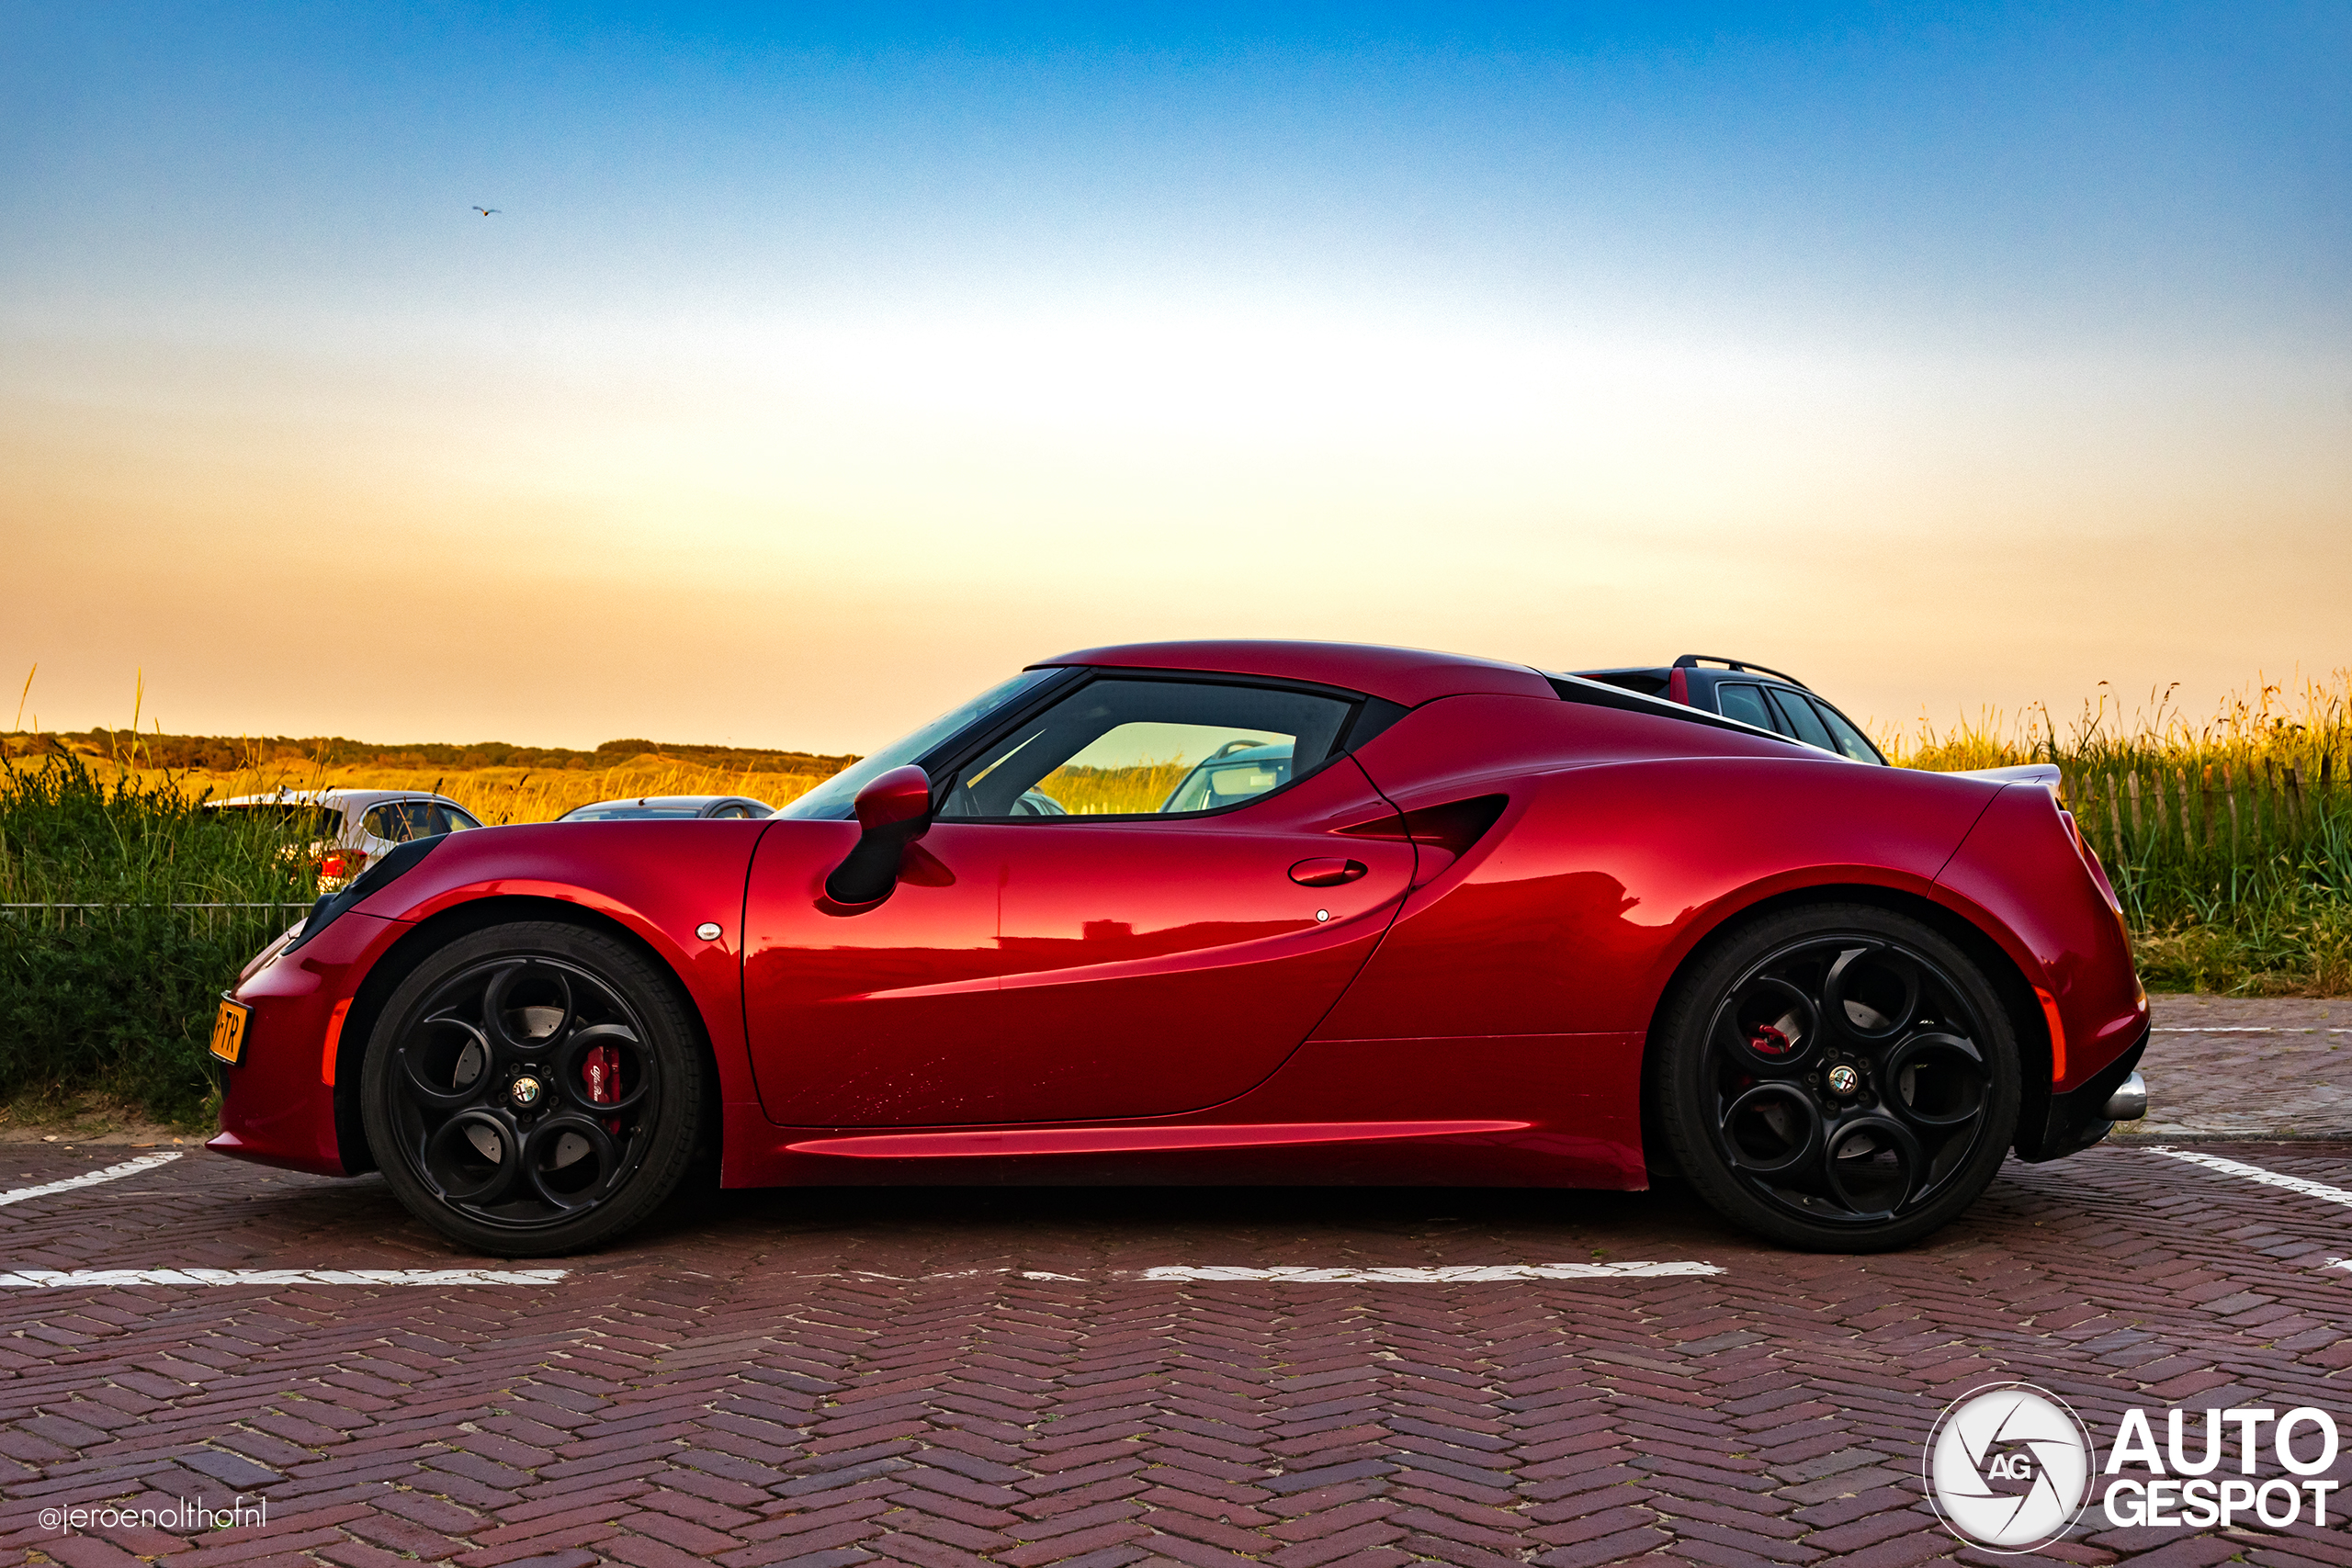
[4,996,2351,1566]
[2120,995,2352,1141]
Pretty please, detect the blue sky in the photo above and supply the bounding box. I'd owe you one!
[5,3,2346,748]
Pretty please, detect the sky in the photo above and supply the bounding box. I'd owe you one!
[4,2,2347,754]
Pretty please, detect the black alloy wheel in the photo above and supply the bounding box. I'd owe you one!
[362,921,706,1255]
[1653,904,2020,1251]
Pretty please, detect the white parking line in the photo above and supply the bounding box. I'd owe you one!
[2151,1027,2352,1033]
[0,1268,566,1289]
[1134,1262,1723,1282]
[797,1261,1724,1284]
[2143,1145,2352,1210]
[0,1152,180,1209]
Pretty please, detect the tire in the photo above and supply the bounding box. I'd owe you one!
[1650,903,2020,1252]
[361,920,707,1256]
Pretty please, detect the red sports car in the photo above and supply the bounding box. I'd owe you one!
[209,641,2149,1256]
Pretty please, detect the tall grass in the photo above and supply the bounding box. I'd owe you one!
[1035,761,1194,815]
[0,754,313,1122]
[1882,672,2352,995]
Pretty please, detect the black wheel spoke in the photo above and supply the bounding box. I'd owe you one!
[397,1014,493,1111]
[1702,931,1995,1229]
[1822,944,1920,1043]
[483,961,577,1058]
[1884,1032,1989,1129]
[521,1116,622,1211]
[423,1111,523,1204]
[1818,1116,1922,1218]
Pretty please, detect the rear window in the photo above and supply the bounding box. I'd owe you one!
[365,801,482,839]
[1767,689,1837,750]
[1716,683,1776,731]
[1811,701,1882,763]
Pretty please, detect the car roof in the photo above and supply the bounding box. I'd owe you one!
[565,795,765,809]
[1034,639,1556,707]
[1577,663,1807,690]
[209,789,465,808]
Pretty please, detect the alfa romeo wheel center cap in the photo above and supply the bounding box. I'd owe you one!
[510,1076,544,1109]
[1826,1064,1860,1097]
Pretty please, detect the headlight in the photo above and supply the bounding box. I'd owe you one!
[286,834,446,953]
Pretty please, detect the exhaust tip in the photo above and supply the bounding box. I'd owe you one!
[2102,1070,2147,1122]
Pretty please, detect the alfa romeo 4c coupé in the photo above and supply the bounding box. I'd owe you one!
[210,641,2150,1256]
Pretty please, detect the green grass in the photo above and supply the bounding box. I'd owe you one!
[0,755,311,1123]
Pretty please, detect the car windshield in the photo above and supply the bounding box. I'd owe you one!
[775,668,1065,820]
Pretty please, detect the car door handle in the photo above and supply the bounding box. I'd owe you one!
[1289,857,1368,887]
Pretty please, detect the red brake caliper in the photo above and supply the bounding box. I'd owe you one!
[1749,1023,1790,1056]
[583,1043,621,1133]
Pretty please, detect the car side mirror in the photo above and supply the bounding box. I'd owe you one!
[823,765,934,905]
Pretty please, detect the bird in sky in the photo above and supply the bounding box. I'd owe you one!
[472,207,499,217]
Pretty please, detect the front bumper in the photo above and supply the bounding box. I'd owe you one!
[2015,1025,2148,1163]
[207,910,402,1178]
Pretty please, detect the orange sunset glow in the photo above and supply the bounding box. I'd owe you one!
[6,6,2347,754]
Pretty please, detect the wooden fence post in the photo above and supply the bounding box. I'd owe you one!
[2107,773,2126,860]
[2127,772,2143,837]
[2177,770,2194,854]
[2223,761,2240,855]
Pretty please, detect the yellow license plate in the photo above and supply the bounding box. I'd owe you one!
[209,998,251,1065]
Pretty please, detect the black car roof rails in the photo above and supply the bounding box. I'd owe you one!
[1670,654,1814,692]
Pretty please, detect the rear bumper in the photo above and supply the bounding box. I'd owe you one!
[2014,1023,2147,1163]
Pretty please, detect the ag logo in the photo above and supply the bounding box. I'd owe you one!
[1924,1383,2095,1552]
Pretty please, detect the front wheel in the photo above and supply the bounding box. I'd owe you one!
[361,920,707,1256]
[1651,904,2020,1252]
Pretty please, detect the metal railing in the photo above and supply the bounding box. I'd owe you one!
[0,902,314,933]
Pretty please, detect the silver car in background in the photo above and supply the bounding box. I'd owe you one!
[555,794,775,822]
[208,788,484,889]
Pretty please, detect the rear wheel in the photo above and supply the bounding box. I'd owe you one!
[361,921,705,1256]
[1652,904,2020,1252]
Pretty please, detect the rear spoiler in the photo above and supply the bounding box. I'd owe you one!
[1951,762,2062,795]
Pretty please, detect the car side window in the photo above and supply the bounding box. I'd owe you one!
[417,803,481,835]
[1767,689,1838,751]
[940,679,1352,818]
[1716,682,1777,732]
[362,805,403,840]
[1810,701,1881,763]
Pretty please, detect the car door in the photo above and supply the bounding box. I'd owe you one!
[948,674,1411,1124]
[985,752,1412,1123]
[741,674,1414,1128]
[741,819,1010,1125]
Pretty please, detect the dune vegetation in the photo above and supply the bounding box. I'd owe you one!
[1885,672,2351,997]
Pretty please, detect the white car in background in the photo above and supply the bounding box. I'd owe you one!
[208,789,484,889]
